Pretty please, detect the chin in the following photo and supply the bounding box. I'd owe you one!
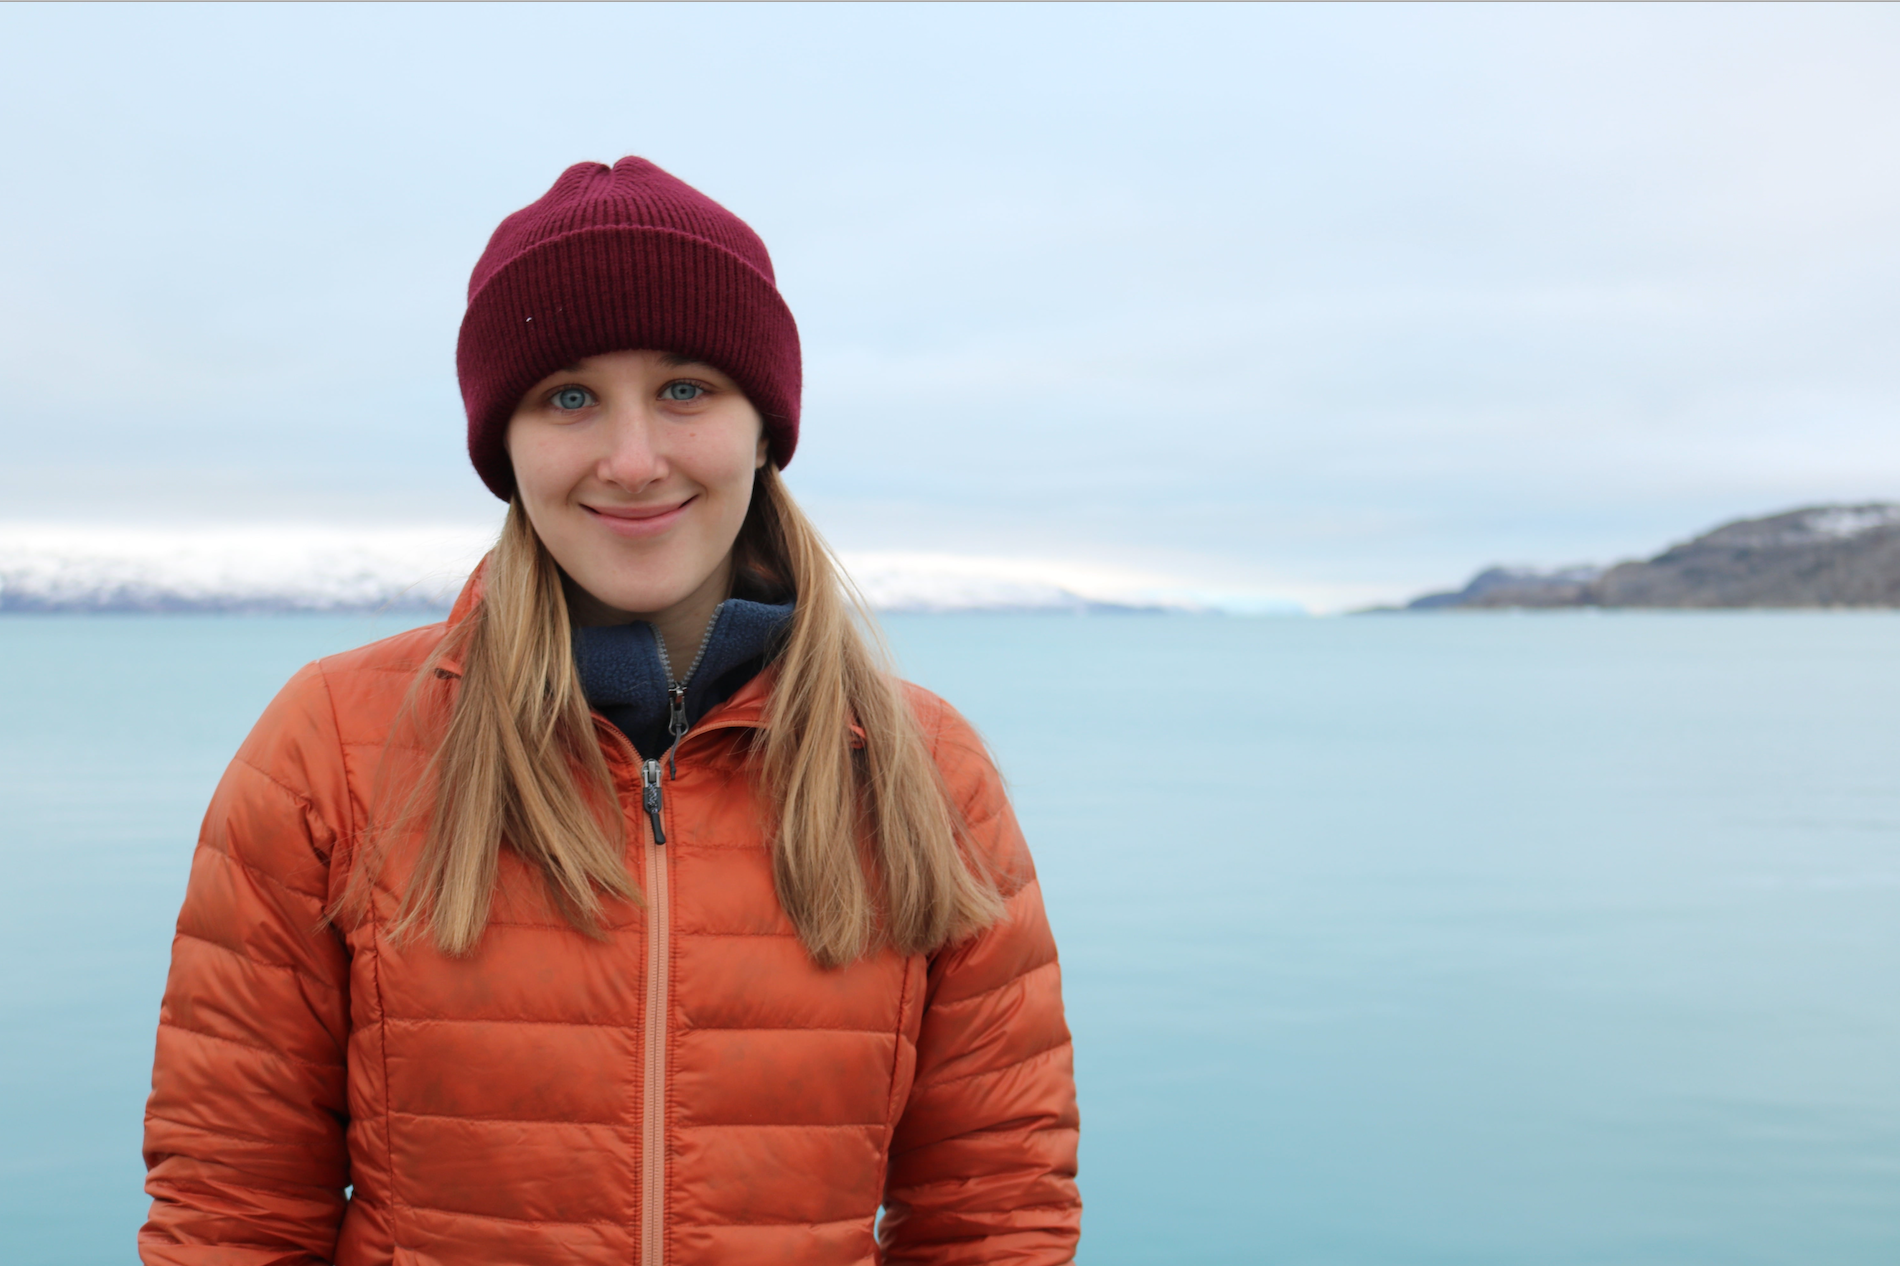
[584,568,702,617]
[597,586,689,616]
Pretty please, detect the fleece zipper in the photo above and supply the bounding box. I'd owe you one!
[652,602,721,778]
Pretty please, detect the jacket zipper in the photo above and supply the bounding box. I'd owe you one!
[639,756,670,1265]
[634,605,724,1262]
[652,602,721,779]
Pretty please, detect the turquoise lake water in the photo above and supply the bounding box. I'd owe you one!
[2,612,1896,1264]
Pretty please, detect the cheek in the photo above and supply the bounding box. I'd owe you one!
[507,426,579,503]
[681,427,765,498]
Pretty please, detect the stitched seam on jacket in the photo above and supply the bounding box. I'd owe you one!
[390,1108,636,1128]
[876,959,915,1217]
[888,1166,1080,1196]
[365,894,402,1249]
[886,957,913,1123]
[924,949,1056,1013]
[476,918,641,931]
[172,929,346,998]
[146,1110,327,1150]
[471,918,639,931]
[922,703,1026,892]
[157,1019,341,1073]
[672,1024,898,1036]
[884,1191,1078,1213]
[231,753,339,863]
[921,694,1006,835]
[147,1173,344,1208]
[308,654,441,681]
[381,1015,639,1030]
[199,796,334,909]
[376,1016,900,1037]
[895,1120,1078,1152]
[313,660,357,839]
[314,660,368,893]
[922,688,946,762]
[649,840,769,852]
[909,1037,1071,1095]
[137,1225,333,1258]
[692,1214,869,1229]
[400,1203,623,1229]
[677,1121,884,1130]
[397,1204,868,1232]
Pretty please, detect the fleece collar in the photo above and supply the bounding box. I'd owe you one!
[573,598,795,760]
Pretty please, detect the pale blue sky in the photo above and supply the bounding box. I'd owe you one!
[2,3,1897,607]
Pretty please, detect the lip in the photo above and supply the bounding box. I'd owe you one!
[584,497,695,537]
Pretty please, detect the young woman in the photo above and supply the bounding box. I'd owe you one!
[139,158,1080,1265]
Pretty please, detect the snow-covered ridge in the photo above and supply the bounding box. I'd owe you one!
[1799,506,1900,540]
[1701,503,1900,551]
[0,523,492,612]
[0,523,1297,615]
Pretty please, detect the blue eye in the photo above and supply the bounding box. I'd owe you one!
[661,381,704,402]
[552,386,592,410]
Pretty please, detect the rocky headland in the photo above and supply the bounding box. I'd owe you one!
[1408,504,1900,610]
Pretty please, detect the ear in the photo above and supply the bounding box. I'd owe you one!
[754,434,769,469]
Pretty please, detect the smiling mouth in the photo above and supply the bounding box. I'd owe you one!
[584,498,695,533]
[587,499,691,521]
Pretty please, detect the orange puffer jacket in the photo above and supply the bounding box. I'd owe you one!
[140,582,1081,1265]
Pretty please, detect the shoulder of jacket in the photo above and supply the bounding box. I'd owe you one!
[897,680,987,769]
[228,620,450,845]
[897,680,1036,885]
[896,684,1003,802]
[312,618,451,684]
[308,619,451,741]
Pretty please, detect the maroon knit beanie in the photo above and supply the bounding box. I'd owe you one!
[457,157,802,501]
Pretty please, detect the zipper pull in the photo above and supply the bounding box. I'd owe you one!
[667,684,688,743]
[641,759,666,846]
[666,684,688,779]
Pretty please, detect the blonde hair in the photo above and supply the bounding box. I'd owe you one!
[359,466,1004,966]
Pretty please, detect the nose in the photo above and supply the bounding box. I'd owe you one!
[594,401,667,491]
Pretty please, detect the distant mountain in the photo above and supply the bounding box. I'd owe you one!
[1407,564,1606,610]
[1408,504,1900,610]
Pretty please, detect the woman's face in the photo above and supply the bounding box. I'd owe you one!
[506,349,767,625]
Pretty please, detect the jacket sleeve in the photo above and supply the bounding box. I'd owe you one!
[881,696,1082,1264]
[140,662,354,1266]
